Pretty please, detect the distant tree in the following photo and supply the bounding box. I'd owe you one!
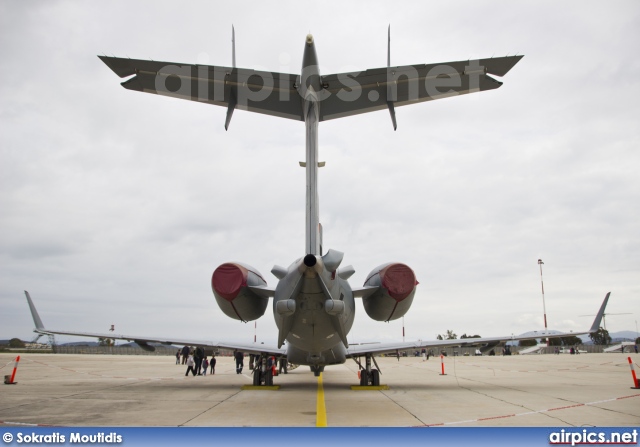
[589,327,611,345]
[436,334,443,340]
[98,337,114,347]
[444,330,457,340]
[547,336,582,346]
[9,338,25,348]
[560,336,583,346]
[460,334,481,339]
[519,339,538,347]
[636,337,640,345]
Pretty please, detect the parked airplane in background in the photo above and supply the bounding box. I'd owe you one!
[25,28,611,387]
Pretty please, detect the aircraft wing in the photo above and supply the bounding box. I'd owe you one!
[24,291,285,356]
[345,292,610,358]
[99,56,303,122]
[36,328,284,356]
[319,56,523,121]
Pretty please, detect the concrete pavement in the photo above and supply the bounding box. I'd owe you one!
[1,353,638,427]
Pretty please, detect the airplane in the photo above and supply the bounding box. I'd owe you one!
[24,28,611,387]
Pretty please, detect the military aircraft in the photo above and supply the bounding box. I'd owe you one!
[24,28,610,387]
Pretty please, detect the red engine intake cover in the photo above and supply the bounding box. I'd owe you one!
[380,263,417,301]
[212,263,248,301]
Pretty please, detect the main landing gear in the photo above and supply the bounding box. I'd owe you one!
[250,353,276,387]
[354,353,381,387]
[252,366,274,386]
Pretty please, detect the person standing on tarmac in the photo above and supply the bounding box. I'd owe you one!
[185,353,196,376]
[235,350,244,374]
[210,354,217,374]
[202,356,209,376]
[194,346,204,375]
[278,357,288,374]
[181,345,190,364]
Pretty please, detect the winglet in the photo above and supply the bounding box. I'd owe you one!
[588,292,611,333]
[24,291,45,330]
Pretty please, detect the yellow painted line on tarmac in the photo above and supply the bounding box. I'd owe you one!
[350,385,390,390]
[240,385,280,390]
[316,373,327,427]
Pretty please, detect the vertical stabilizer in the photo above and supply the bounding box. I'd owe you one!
[387,24,391,67]
[225,25,237,130]
[302,35,321,255]
[232,25,236,68]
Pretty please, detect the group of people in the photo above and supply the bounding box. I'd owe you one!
[176,347,290,377]
[176,346,216,376]
[420,348,435,361]
[554,346,581,354]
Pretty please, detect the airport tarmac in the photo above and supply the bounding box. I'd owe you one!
[1,353,638,427]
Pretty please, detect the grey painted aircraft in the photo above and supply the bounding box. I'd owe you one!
[25,29,610,387]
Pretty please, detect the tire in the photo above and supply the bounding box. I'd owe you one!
[266,369,273,386]
[359,370,369,386]
[253,370,260,386]
[371,369,380,386]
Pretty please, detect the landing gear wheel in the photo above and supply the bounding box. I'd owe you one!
[266,369,273,386]
[371,369,380,386]
[252,369,261,386]
[359,370,369,386]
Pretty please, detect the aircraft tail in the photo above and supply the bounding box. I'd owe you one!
[386,25,397,131]
[225,25,237,130]
[232,24,236,68]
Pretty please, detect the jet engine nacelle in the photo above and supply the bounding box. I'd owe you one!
[211,262,269,322]
[362,263,418,321]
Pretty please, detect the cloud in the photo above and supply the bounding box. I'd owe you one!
[1,1,639,346]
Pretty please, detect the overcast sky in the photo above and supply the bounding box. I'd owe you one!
[1,1,639,346]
